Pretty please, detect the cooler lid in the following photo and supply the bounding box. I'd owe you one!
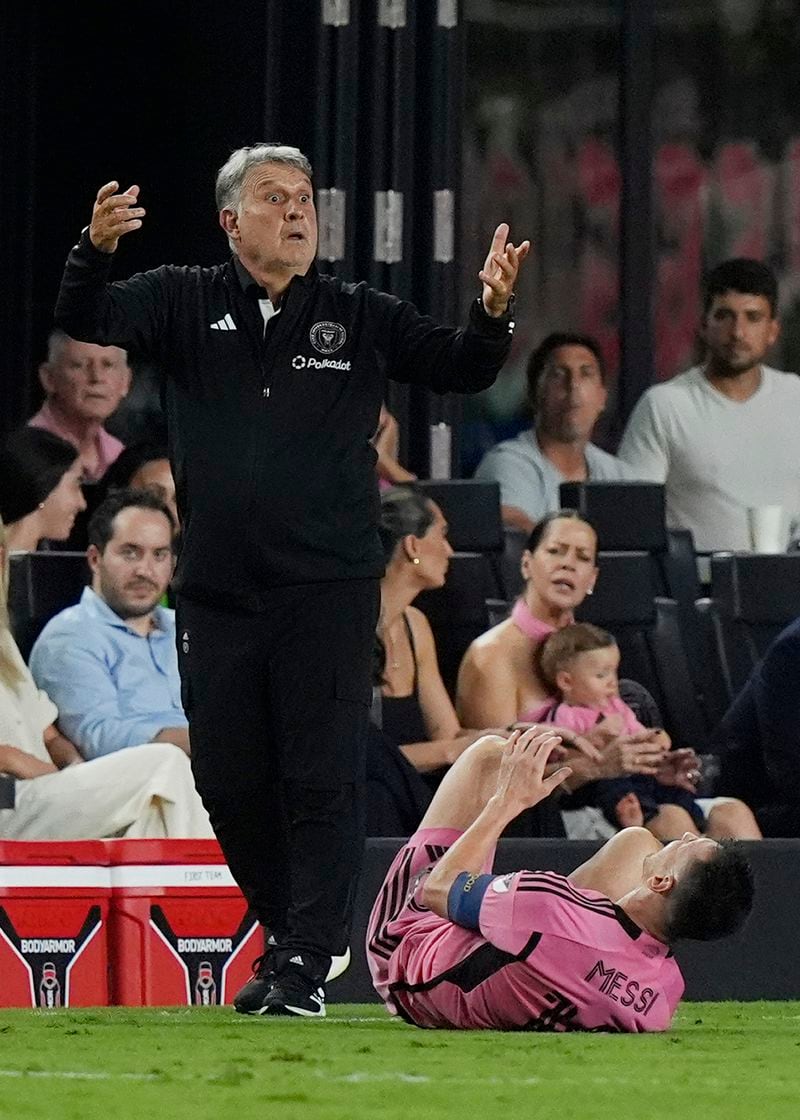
[103,838,226,865]
[0,840,109,866]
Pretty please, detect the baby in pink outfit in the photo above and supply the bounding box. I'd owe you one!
[537,623,700,830]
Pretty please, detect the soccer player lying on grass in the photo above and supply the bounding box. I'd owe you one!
[367,728,754,1032]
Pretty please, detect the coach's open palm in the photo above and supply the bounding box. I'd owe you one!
[90,181,146,253]
[491,728,571,822]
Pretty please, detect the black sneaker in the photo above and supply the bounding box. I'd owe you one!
[232,947,277,1015]
[258,962,327,1019]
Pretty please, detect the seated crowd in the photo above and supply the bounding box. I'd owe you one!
[1,251,799,842]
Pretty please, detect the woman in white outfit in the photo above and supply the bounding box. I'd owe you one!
[0,515,212,839]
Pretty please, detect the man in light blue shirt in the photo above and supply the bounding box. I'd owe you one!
[30,489,187,760]
[475,332,636,533]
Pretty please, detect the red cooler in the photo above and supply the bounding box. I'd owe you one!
[105,839,261,1006]
[0,840,110,1008]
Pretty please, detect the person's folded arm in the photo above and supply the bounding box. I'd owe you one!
[30,640,184,760]
[42,724,84,768]
[0,744,57,780]
[153,727,191,755]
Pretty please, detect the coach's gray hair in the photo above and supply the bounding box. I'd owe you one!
[215,144,313,212]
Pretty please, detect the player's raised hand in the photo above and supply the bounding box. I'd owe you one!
[89,181,146,254]
[491,727,571,819]
[479,222,530,317]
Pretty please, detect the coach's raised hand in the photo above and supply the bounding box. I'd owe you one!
[89,182,146,253]
[479,222,530,317]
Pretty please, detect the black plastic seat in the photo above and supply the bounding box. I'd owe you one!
[8,551,90,661]
[500,527,528,601]
[559,481,667,552]
[708,553,800,697]
[577,551,710,748]
[414,551,496,699]
[416,480,506,597]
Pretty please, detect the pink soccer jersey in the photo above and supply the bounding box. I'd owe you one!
[367,828,684,1033]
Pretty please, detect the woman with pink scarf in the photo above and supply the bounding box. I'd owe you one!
[456,510,758,839]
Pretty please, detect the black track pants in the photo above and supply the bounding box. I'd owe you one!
[176,579,380,958]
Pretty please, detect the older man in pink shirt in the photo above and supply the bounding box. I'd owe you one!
[29,330,131,482]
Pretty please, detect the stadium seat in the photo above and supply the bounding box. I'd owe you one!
[500,527,528,601]
[416,479,502,553]
[692,598,738,730]
[559,480,667,552]
[557,486,711,704]
[657,528,705,687]
[0,776,14,809]
[8,551,90,661]
[577,551,710,748]
[707,552,800,698]
[415,551,496,698]
[485,598,510,628]
[416,480,506,596]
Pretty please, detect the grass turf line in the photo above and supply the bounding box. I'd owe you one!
[0,1002,795,1120]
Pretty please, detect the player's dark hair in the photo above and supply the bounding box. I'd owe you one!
[538,622,616,694]
[526,332,606,413]
[703,258,778,319]
[664,840,754,943]
[524,508,596,557]
[88,488,177,553]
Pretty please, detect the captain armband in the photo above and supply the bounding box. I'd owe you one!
[447,872,495,930]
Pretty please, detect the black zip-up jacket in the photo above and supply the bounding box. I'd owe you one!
[55,232,515,609]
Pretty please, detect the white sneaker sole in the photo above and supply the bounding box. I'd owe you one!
[273,1002,326,1018]
[326,947,350,983]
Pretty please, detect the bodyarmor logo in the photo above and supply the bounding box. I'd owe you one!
[0,906,102,1008]
[309,320,347,354]
[149,905,258,1006]
[195,961,217,1006]
[40,962,61,1009]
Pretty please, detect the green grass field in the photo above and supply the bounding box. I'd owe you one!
[0,1002,796,1120]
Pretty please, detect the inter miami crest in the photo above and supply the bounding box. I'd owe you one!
[0,906,102,1008]
[309,321,347,355]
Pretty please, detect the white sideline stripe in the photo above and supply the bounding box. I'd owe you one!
[0,868,109,888]
[0,1066,734,1090]
[109,865,238,888]
[237,1015,396,1026]
[316,1072,735,1087]
[0,1069,158,1082]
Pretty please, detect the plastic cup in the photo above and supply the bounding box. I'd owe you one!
[747,505,788,553]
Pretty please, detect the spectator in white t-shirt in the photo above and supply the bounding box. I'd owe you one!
[475,333,636,534]
[619,259,800,553]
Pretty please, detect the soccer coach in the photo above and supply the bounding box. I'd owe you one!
[54,143,529,1018]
